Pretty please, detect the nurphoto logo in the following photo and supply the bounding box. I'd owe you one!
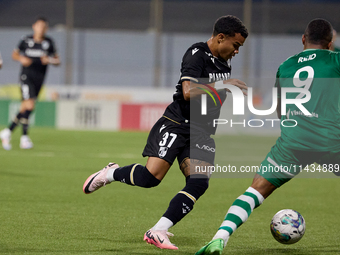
[200,81,312,128]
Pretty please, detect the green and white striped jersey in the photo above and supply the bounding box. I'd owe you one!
[276,49,340,151]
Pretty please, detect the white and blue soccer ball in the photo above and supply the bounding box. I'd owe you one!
[270,209,306,244]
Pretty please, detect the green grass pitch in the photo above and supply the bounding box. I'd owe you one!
[0,126,339,254]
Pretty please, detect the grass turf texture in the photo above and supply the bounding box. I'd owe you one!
[0,126,339,254]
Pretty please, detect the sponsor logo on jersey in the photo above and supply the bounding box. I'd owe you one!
[298,53,316,63]
[195,143,215,152]
[208,72,230,82]
[25,49,45,57]
[290,110,318,118]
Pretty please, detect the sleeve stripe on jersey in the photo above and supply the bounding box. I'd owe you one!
[181,76,198,83]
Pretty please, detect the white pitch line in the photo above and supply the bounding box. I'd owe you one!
[90,153,139,159]
[0,151,56,157]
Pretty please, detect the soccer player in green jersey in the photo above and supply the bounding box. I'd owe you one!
[196,18,340,255]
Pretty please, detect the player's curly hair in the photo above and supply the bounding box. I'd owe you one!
[213,15,248,39]
[304,18,333,48]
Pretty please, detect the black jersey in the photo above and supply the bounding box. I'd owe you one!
[164,42,231,134]
[17,35,57,79]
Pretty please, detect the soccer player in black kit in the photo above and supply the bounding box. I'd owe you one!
[83,15,248,250]
[0,17,60,150]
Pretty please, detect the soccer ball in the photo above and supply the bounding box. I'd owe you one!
[270,209,306,244]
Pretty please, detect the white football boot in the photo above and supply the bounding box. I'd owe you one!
[20,135,33,149]
[0,128,12,150]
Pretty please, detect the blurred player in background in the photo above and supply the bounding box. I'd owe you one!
[0,52,3,69]
[0,17,60,150]
[196,18,340,255]
[83,15,248,250]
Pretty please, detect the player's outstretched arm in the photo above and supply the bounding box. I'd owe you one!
[12,49,32,67]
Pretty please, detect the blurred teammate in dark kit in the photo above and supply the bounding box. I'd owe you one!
[0,17,60,150]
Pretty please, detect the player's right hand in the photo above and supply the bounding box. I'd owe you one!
[40,55,49,65]
[20,56,32,67]
[223,79,248,96]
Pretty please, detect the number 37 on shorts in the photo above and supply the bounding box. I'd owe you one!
[158,132,177,158]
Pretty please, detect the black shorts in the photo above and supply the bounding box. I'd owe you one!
[142,116,215,166]
[20,73,44,100]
